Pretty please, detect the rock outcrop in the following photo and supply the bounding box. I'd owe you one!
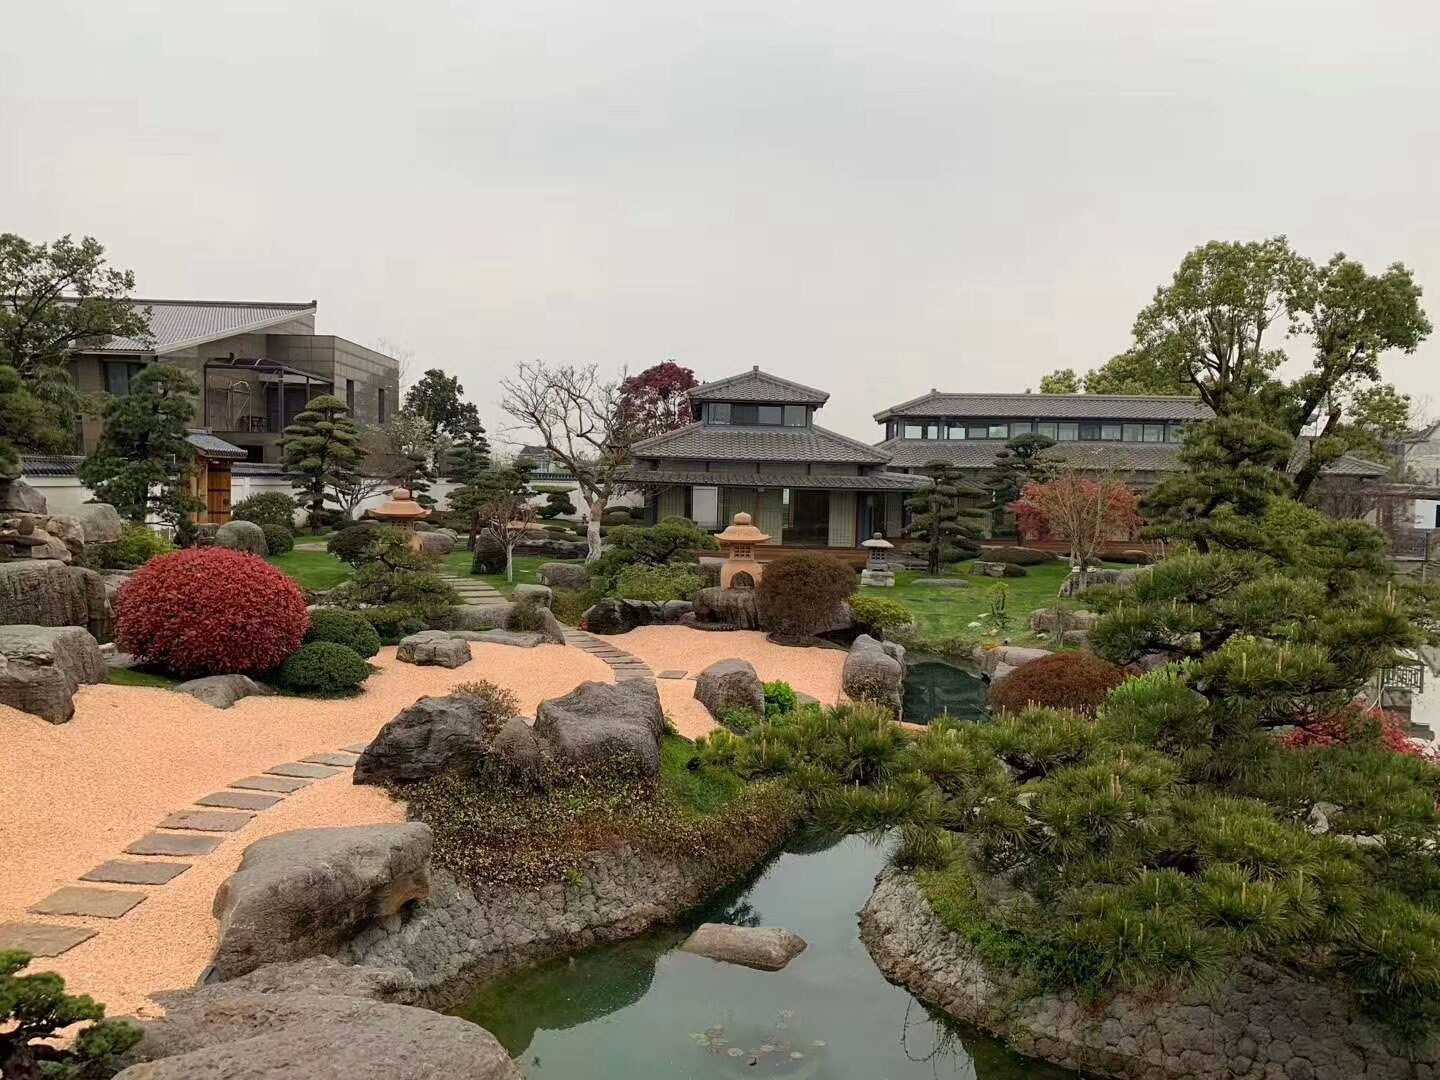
[977,645,1050,678]
[416,531,455,556]
[514,537,588,559]
[0,477,48,514]
[538,562,591,591]
[842,634,905,714]
[354,695,503,785]
[429,602,566,644]
[209,824,433,981]
[680,923,808,971]
[1028,608,1100,633]
[511,583,552,608]
[0,625,107,722]
[214,520,268,556]
[694,586,761,630]
[395,630,471,668]
[75,502,125,545]
[533,678,665,779]
[582,596,694,635]
[694,658,765,719]
[177,674,269,709]
[1057,567,1144,598]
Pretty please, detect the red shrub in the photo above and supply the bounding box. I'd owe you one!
[987,651,1127,718]
[116,548,309,676]
[1286,703,1435,762]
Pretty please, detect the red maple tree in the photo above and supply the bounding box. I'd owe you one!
[618,361,699,439]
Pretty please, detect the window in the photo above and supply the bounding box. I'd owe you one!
[104,361,146,396]
[377,388,387,424]
[731,404,759,424]
[904,423,925,439]
[783,405,807,427]
[1010,422,1033,435]
[988,424,1008,439]
[967,425,990,440]
[1036,422,1058,440]
[1101,423,1122,441]
[1143,424,1164,442]
[709,403,732,424]
[691,486,719,529]
[757,405,783,425]
[1167,423,1186,443]
[945,423,967,439]
[1057,423,1079,441]
[1079,423,1102,440]
[345,379,355,411]
[1122,423,1143,442]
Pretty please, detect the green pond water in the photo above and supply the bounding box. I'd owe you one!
[903,657,989,725]
[453,834,1074,1079]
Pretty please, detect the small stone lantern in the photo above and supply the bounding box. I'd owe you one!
[860,532,895,587]
[715,512,771,589]
[371,487,430,548]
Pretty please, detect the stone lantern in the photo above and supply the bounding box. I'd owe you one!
[714,512,771,589]
[371,487,430,548]
[860,532,895,587]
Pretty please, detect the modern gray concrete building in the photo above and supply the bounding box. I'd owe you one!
[70,298,400,464]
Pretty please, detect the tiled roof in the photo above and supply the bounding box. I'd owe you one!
[689,368,829,405]
[1321,454,1389,478]
[632,422,889,464]
[185,431,249,459]
[874,392,1212,422]
[877,438,1184,473]
[616,467,926,491]
[20,454,83,477]
[82,298,317,354]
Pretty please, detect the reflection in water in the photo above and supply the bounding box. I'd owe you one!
[452,835,1074,1079]
[903,658,989,726]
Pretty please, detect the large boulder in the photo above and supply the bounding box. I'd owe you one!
[582,597,694,635]
[514,537,588,559]
[429,602,566,644]
[395,630,471,668]
[41,514,86,559]
[538,562,591,591]
[0,560,111,639]
[680,924,808,971]
[416,531,455,556]
[486,715,545,786]
[75,502,124,545]
[178,674,269,709]
[1057,567,1143,598]
[694,658,765,719]
[0,478,47,514]
[1029,608,1101,633]
[533,678,665,779]
[842,634,905,714]
[118,958,519,1080]
[512,583,552,609]
[354,695,501,785]
[978,645,1051,678]
[209,824,433,981]
[215,519,268,556]
[694,586,761,630]
[0,625,107,723]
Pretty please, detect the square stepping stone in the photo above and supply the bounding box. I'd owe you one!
[30,887,145,918]
[157,809,254,833]
[657,670,688,679]
[230,775,311,793]
[125,832,222,856]
[303,752,359,767]
[196,791,283,810]
[264,762,339,779]
[81,859,190,885]
[343,742,371,754]
[0,921,97,956]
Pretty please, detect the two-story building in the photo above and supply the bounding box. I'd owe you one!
[618,367,926,548]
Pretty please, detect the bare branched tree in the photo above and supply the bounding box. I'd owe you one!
[478,494,538,582]
[499,360,632,562]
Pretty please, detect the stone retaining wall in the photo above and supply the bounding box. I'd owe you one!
[859,870,1439,1080]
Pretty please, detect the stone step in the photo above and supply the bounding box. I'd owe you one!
[0,921,97,956]
[126,832,223,856]
[302,752,359,767]
[230,775,311,793]
[81,859,191,885]
[157,809,255,833]
[197,791,284,810]
[342,742,371,754]
[30,886,146,918]
[264,762,340,779]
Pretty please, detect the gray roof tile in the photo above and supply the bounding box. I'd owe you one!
[83,298,316,354]
[616,468,926,491]
[185,431,249,459]
[632,422,889,463]
[689,368,829,405]
[875,392,1212,422]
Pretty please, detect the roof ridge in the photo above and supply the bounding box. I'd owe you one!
[124,298,317,309]
[810,423,891,459]
[690,367,829,403]
[629,420,705,453]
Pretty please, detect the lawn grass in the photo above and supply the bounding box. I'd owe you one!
[267,549,353,591]
[660,733,746,815]
[108,667,179,689]
[443,551,574,597]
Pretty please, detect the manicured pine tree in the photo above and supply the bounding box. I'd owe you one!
[442,405,491,484]
[280,394,365,530]
[77,363,204,528]
[985,432,1060,537]
[533,485,577,520]
[903,459,987,574]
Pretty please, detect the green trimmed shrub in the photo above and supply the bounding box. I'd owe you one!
[764,680,799,718]
[261,523,294,555]
[277,641,370,694]
[326,522,389,565]
[612,563,701,602]
[231,492,298,529]
[361,604,429,644]
[987,651,1127,718]
[472,535,507,575]
[452,678,521,727]
[756,553,856,638]
[592,517,718,582]
[850,595,915,637]
[0,950,142,1079]
[95,521,175,569]
[304,608,382,658]
[984,546,1057,566]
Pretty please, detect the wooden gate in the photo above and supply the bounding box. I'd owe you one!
[206,461,232,523]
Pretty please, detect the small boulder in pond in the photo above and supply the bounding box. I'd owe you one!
[680,923,808,971]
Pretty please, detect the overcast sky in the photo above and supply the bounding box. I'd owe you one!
[5,0,1439,445]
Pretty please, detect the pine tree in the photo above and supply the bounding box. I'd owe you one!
[1,949,141,1078]
[903,460,987,574]
[442,405,491,484]
[533,485,577,520]
[985,432,1060,536]
[450,459,534,550]
[280,394,365,530]
[77,364,204,528]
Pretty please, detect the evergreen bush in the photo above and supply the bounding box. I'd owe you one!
[326,522,390,565]
[277,640,371,694]
[763,680,799,718]
[231,491,298,529]
[506,600,551,633]
[986,651,1126,718]
[983,546,1057,566]
[611,563,701,602]
[94,521,174,570]
[0,950,141,1079]
[361,604,429,644]
[850,595,915,637]
[471,535,507,575]
[755,553,856,638]
[261,523,294,555]
[304,607,382,659]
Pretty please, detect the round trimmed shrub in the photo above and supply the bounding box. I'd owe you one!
[850,595,915,637]
[326,522,389,565]
[277,641,371,694]
[261,523,294,555]
[472,535,507,575]
[115,548,308,676]
[756,553,857,638]
[984,546,1057,566]
[612,562,701,602]
[987,651,1127,718]
[505,600,551,633]
[231,492,297,529]
[361,604,428,645]
[305,607,382,658]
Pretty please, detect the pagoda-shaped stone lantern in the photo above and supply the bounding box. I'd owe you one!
[715,512,770,588]
[371,487,430,548]
[860,532,895,587]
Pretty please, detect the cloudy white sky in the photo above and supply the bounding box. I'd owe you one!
[4,0,1439,443]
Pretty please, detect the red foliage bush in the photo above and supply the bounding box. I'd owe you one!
[1286,703,1435,761]
[987,651,1127,718]
[116,548,309,676]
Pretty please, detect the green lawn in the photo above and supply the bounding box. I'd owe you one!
[108,667,179,689]
[267,549,353,591]
[443,552,572,598]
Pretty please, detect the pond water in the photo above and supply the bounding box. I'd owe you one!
[903,656,989,725]
[453,834,1073,1079]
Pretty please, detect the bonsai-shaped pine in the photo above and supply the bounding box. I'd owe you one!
[327,527,458,617]
[440,404,491,485]
[985,432,1060,537]
[450,458,534,551]
[0,950,141,1080]
[903,460,987,574]
[77,364,204,529]
[532,485,577,521]
[280,394,365,530]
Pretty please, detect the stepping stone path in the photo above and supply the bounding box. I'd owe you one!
[265,762,340,779]
[126,832,222,856]
[562,629,655,682]
[82,860,190,885]
[30,887,145,918]
[0,922,96,956]
[196,791,284,810]
[230,775,312,793]
[158,809,255,832]
[439,565,507,606]
[657,669,688,680]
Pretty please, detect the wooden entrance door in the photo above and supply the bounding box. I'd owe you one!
[206,462,232,523]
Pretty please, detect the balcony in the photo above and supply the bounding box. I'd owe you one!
[203,358,332,436]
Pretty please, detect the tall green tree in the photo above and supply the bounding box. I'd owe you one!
[280,394,365,529]
[77,364,203,528]
[903,460,987,574]
[403,368,468,438]
[450,458,534,549]
[441,403,490,483]
[985,432,1060,535]
[1036,369,1080,394]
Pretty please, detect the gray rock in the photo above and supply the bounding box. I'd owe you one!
[538,562,591,590]
[214,520,268,556]
[416,531,455,556]
[514,537,589,559]
[1,561,92,632]
[41,514,86,558]
[449,629,546,647]
[971,560,1007,578]
[395,630,471,668]
[177,674,269,709]
[1057,567,1143,598]
[119,958,517,1080]
[842,634,904,714]
[694,586,760,629]
[978,645,1051,678]
[582,596,651,635]
[988,661,1017,685]
[0,625,106,722]
[209,824,433,980]
[431,603,510,631]
[694,658,765,719]
[533,678,665,779]
[487,716,545,786]
[512,583,552,608]
[1029,608,1101,633]
[75,502,124,545]
[354,695,500,785]
[0,478,46,513]
[680,923,808,971]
